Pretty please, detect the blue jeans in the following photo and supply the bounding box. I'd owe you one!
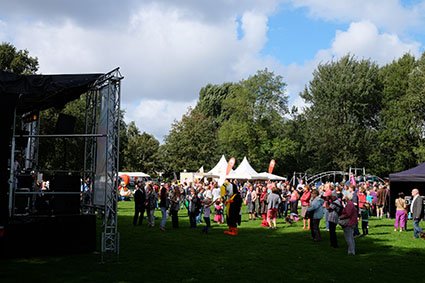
[160,207,167,229]
[413,219,423,238]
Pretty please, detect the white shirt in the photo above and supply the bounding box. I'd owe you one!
[212,188,221,201]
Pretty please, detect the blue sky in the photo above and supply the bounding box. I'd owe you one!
[264,6,348,64]
[1,0,424,142]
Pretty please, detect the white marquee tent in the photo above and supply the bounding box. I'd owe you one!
[207,155,232,177]
[227,157,268,180]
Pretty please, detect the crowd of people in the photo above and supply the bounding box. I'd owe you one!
[127,177,425,256]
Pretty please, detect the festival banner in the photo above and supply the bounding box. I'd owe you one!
[226,157,236,175]
[268,159,276,174]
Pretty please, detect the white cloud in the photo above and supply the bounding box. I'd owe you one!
[291,0,425,33]
[330,21,421,64]
[0,2,281,141]
[123,99,197,142]
[1,1,424,142]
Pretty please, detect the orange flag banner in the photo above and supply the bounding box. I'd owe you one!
[268,159,276,174]
[226,157,236,175]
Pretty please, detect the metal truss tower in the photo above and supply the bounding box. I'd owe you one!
[84,68,123,260]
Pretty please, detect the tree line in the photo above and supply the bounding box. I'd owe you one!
[2,42,425,179]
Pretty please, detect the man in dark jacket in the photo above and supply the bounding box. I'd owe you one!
[133,181,146,226]
[410,188,424,239]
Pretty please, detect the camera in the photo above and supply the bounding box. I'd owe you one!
[405,196,412,206]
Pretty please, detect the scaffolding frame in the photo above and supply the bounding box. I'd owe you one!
[84,68,123,260]
[7,68,123,260]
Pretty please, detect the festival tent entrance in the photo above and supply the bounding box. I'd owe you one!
[194,166,220,179]
[227,157,267,180]
[389,163,425,218]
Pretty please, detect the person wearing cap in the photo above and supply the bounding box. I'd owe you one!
[326,191,343,248]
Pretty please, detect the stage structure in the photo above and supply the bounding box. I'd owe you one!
[1,68,123,259]
[86,69,123,260]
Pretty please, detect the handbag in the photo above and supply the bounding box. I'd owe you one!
[338,217,350,227]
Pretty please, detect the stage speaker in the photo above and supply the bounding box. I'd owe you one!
[50,175,81,215]
[14,188,30,215]
[55,114,76,134]
[17,174,33,189]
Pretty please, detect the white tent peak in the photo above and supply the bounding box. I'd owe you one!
[208,155,229,176]
[235,157,258,175]
[227,156,267,180]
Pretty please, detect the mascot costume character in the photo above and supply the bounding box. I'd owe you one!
[221,180,242,236]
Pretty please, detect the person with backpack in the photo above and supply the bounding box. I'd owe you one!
[326,191,343,248]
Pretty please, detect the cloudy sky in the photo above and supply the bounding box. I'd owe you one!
[1,0,424,142]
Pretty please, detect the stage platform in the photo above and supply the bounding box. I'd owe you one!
[0,214,96,257]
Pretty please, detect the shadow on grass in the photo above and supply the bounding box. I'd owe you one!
[1,206,425,283]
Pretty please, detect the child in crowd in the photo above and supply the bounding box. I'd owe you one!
[202,197,213,233]
[286,212,299,224]
[214,199,224,224]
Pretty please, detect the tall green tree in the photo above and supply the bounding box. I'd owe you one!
[218,69,288,171]
[161,108,219,175]
[196,82,234,122]
[301,55,383,171]
[0,42,38,74]
[121,122,160,174]
[368,54,417,175]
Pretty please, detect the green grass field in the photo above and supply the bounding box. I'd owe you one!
[2,201,425,283]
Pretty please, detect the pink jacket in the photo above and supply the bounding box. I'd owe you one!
[300,191,311,206]
[340,200,358,227]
